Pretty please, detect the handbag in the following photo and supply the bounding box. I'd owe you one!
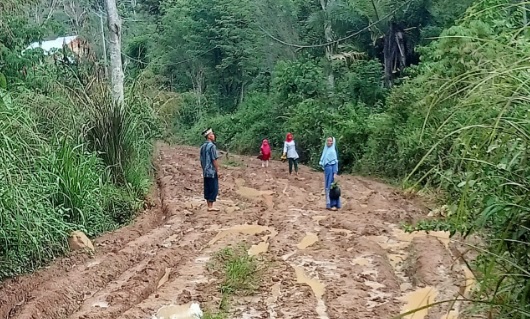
[329,183,341,200]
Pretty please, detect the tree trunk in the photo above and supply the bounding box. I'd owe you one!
[104,0,124,104]
[383,23,407,88]
[320,0,335,90]
[99,13,108,78]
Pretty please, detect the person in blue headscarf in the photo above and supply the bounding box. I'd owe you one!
[319,136,341,210]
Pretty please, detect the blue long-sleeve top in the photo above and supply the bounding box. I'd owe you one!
[319,137,339,174]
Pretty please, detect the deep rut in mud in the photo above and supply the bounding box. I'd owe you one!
[0,145,476,319]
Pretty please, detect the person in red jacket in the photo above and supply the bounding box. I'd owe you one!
[260,139,271,168]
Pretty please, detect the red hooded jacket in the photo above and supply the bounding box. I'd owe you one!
[260,139,271,161]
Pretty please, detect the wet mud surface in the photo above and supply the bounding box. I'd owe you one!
[0,144,476,319]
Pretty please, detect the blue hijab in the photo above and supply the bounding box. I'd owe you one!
[319,137,338,168]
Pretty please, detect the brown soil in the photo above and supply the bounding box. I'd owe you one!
[0,144,477,319]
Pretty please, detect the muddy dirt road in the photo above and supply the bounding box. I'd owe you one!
[0,145,475,319]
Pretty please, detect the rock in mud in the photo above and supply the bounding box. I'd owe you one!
[178,289,192,304]
[68,231,95,252]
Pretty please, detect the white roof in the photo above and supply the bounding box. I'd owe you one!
[24,36,78,55]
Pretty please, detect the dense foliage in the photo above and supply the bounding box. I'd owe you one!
[0,1,161,278]
[143,0,474,167]
[2,0,530,317]
[379,2,530,315]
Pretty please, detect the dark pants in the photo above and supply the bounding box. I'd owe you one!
[288,158,298,174]
[204,175,219,202]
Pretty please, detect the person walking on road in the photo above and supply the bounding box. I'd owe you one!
[319,136,341,210]
[282,132,299,175]
[260,139,271,168]
[200,128,220,211]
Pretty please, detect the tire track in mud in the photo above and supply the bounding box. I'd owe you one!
[0,144,477,319]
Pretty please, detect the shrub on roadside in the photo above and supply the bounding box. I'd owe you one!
[0,76,159,279]
[356,3,530,316]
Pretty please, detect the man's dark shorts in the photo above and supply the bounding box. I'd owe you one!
[204,175,219,202]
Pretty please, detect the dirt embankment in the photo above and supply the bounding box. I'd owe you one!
[0,144,476,319]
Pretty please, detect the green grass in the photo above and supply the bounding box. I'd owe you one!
[201,310,228,319]
[204,244,263,317]
[0,74,158,279]
[384,8,530,316]
[220,153,244,168]
[221,159,243,168]
[208,245,261,295]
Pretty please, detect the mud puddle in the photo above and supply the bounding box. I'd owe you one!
[360,224,473,319]
[399,287,438,319]
[351,256,373,266]
[264,282,282,318]
[207,223,278,258]
[248,241,269,256]
[234,178,275,209]
[236,186,275,210]
[312,215,328,223]
[462,264,477,297]
[152,302,202,319]
[292,265,328,319]
[236,187,274,199]
[297,233,319,249]
[92,301,109,308]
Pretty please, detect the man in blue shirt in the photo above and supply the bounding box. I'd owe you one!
[200,128,220,211]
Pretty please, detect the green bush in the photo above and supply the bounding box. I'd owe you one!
[0,77,158,279]
[175,92,282,153]
[173,59,383,168]
[285,98,335,164]
[272,59,326,107]
[42,138,114,235]
[357,2,530,315]
[0,89,72,278]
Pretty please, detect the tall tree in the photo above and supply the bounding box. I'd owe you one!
[319,0,338,89]
[153,0,260,111]
[104,0,124,104]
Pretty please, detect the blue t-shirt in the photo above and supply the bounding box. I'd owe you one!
[200,141,219,178]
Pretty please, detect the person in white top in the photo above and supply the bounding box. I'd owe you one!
[282,132,299,175]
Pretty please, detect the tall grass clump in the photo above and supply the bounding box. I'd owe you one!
[0,68,160,279]
[0,89,76,278]
[358,1,530,317]
[85,94,135,186]
[41,137,114,234]
[66,79,160,198]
